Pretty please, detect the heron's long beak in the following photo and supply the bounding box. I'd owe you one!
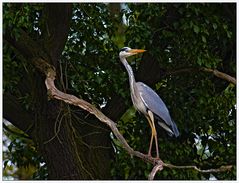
[128,49,146,55]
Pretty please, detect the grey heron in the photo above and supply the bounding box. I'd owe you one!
[119,47,179,158]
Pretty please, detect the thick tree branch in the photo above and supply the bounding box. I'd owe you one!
[34,57,233,179]
[167,67,236,85]
[4,29,43,60]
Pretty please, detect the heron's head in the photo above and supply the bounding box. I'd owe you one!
[119,47,146,58]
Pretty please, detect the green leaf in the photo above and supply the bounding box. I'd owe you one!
[212,23,217,30]
[202,35,207,43]
[227,31,232,39]
[193,25,200,34]
[197,57,202,66]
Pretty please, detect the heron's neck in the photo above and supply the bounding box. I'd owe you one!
[120,57,136,95]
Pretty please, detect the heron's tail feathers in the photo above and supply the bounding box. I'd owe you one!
[171,120,180,137]
[157,120,179,137]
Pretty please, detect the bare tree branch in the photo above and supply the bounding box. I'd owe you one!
[149,162,233,180]
[34,57,233,180]
[200,67,236,85]
[163,163,233,173]
[167,67,236,85]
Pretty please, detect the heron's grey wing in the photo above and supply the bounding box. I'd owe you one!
[136,82,179,137]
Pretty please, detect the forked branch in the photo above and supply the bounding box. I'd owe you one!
[34,57,233,180]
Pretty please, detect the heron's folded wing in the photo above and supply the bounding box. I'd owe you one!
[136,82,179,136]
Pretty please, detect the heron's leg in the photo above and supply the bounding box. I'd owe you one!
[148,110,159,158]
[146,116,154,156]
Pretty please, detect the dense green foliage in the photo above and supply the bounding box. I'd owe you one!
[3,3,236,180]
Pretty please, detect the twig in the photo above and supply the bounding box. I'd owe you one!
[34,57,233,179]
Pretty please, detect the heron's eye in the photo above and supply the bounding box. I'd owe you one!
[120,47,130,52]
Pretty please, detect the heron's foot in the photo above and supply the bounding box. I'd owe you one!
[144,153,162,165]
[154,156,161,161]
[151,155,160,160]
[145,152,152,158]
